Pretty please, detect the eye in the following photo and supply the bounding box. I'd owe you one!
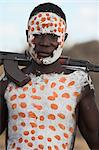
[50,34,59,40]
[33,34,40,37]
[33,34,42,39]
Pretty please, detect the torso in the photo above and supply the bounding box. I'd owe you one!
[4,59,90,150]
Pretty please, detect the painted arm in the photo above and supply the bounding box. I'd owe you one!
[78,85,99,149]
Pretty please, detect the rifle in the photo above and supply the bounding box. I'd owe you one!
[0,51,31,86]
[0,51,99,86]
[60,56,99,72]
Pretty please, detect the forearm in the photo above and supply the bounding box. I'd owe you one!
[85,130,99,149]
[78,111,99,149]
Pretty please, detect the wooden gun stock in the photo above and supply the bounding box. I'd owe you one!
[3,60,31,86]
[0,51,31,86]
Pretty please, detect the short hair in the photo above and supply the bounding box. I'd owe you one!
[29,2,66,22]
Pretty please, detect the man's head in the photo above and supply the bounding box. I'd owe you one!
[26,2,67,65]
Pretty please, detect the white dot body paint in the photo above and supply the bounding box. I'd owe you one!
[27,12,67,65]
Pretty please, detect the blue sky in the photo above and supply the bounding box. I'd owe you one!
[0,0,99,52]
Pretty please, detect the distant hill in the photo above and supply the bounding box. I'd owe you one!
[63,40,99,108]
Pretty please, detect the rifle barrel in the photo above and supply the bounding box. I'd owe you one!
[60,56,99,72]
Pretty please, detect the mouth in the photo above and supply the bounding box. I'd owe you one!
[37,52,51,58]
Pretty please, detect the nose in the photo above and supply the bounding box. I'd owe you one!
[39,35,50,46]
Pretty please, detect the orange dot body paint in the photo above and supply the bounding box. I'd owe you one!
[4,58,91,149]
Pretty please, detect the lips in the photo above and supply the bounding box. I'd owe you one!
[37,52,51,58]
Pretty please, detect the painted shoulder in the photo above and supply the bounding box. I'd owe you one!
[63,65,94,90]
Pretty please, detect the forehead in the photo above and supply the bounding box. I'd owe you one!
[28,12,66,37]
[29,12,65,24]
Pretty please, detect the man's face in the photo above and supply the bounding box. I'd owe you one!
[27,12,67,65]
[32,33,59,59]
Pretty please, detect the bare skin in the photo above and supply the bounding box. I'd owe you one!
[0,33,99,149]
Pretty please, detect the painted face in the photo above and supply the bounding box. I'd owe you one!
[32,33,59,59]
[27,12,67,65]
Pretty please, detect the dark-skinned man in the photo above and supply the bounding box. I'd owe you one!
[0,2,99,150]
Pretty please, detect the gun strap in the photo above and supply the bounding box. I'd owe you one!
[3,60,31,87]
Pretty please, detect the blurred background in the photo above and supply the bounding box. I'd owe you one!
[0,0,99,149]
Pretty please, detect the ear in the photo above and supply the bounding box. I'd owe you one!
[64,33,68,41]
[26,30,28,42]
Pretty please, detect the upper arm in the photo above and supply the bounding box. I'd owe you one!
[0,73,8,134]
[78,85,99,149]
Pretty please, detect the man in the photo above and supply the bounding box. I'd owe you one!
[0,2,99,150]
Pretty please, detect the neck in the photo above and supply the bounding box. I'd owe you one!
[27,59,63,75]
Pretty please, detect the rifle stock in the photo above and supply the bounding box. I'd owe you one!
[0,51,31,86]
[3,60,31,87]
